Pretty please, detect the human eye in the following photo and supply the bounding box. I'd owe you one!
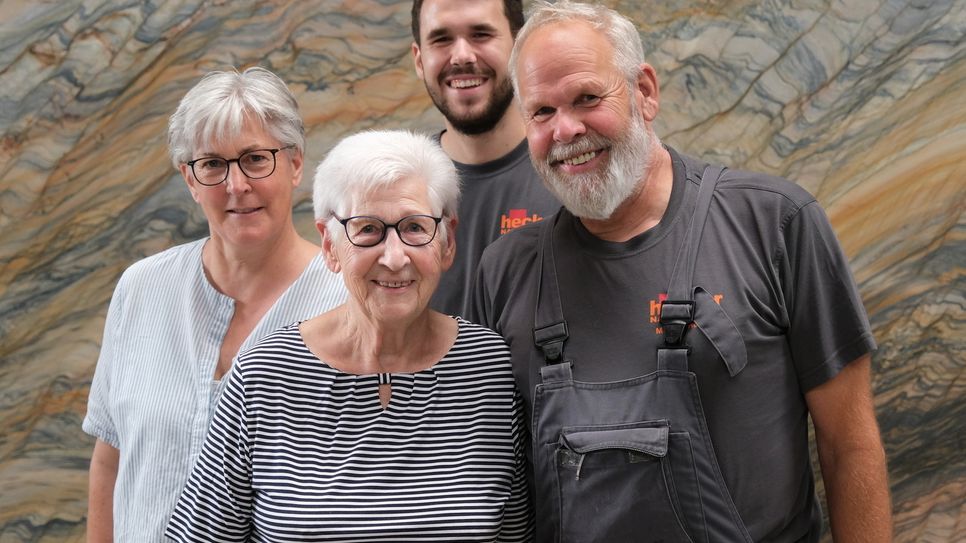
[347,217,384,244]
[428,32,452,46]
[531,106,555,122]
[399,216,436,244]
[401,217,430,233]
[353,220,381,235]
[577,94,601,107]
[245,150,271,162]
[240,150,277,176]
[197,157,226,171]
[241,150,272,168]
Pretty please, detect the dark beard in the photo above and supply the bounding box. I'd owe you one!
[430,77,515,136]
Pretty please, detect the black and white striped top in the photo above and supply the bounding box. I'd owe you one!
[165,318,533,542]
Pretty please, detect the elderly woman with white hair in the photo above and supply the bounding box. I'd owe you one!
[83,67,346,542]
[165,130,533,542]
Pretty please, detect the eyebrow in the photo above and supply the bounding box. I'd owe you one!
[425,23,498,42]
[195,143,272,157]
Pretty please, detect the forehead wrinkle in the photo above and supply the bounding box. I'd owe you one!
[518,23,622,107]
[519,60,606,109]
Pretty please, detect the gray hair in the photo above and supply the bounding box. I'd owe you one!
[509,1,646,95]
[313,130,460,240]
[167,66,304,167]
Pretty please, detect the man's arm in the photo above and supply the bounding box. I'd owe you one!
[805,354,892,542]
[87,439,119,543]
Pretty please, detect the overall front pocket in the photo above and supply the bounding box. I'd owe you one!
[552,420,702,543]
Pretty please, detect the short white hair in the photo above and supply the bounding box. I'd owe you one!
[167,66,304,167]
[509,1,646,95]
[313,130,460,239]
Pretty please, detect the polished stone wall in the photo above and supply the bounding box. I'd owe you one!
[0,1,962,541]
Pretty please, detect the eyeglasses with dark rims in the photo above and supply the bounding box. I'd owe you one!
[337,215,443,247]
[184,145,295,186]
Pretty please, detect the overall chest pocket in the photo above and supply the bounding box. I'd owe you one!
[552,420,708,543]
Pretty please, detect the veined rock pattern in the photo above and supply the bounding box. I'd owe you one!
[0,1,962,541]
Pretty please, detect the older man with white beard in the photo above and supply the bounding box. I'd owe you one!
[470,2,892,542]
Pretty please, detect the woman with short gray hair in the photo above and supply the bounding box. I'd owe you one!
[83,66,346,542]
[167,130,533,542]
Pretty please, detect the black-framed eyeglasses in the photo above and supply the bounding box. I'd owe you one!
[337,215,443,247]
[184,145,295,186]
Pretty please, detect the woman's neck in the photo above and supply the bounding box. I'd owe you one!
[203,226,317,303]
[308,306,456,375]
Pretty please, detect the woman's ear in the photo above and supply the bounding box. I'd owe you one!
[289,147,304,187]
[180,163,201,203]
[318,219,341,273]
[440,215,458,272]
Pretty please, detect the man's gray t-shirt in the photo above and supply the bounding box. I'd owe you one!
[431,137,559,318]
[471,147,876,541]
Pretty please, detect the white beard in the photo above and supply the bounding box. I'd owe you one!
[536,108,655,221]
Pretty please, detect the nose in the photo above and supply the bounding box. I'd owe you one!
[224,163,252,195]
[552,109,586,144]
[377,228,411,271]
[450,37,476,66]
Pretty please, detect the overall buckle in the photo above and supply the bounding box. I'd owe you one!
[534,321,569,364]
[660,300,694,346]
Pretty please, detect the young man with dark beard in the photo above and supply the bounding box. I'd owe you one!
[411,0,559,318]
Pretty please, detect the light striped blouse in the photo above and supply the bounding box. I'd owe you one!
[165,319,534,542]
[82,239,347,542]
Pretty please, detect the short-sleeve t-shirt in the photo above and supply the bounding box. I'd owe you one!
[431,137,560,318]
[471,146,876,541]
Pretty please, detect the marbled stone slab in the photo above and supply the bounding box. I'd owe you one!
[0,1,962,541]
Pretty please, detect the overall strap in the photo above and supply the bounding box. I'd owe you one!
[661,166,723,345]
[659,165,748,376]
[659,165,748,375]
[533,211,569,366]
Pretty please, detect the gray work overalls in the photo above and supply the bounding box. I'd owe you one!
[530,166,753,542]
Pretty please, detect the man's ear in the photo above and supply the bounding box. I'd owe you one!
[318,219,342,274]
[440,215,458,272]
[180,163,201,203]
[635,62,660,121]
[412,41,425,80]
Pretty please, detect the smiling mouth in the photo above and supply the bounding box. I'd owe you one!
[374,280,414,288]
[553,147,607,168]
[449,78,484,89]
[561,151,599,166]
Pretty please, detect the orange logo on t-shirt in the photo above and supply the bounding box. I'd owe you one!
[648,292,724,334]
[500,209,544,234]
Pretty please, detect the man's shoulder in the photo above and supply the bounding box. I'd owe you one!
[716,166,817,209]
[675,150,818,212]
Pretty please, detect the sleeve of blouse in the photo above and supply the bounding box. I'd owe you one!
[498,388,535,542]
[82,278,126,447]
[164,361,254,542]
